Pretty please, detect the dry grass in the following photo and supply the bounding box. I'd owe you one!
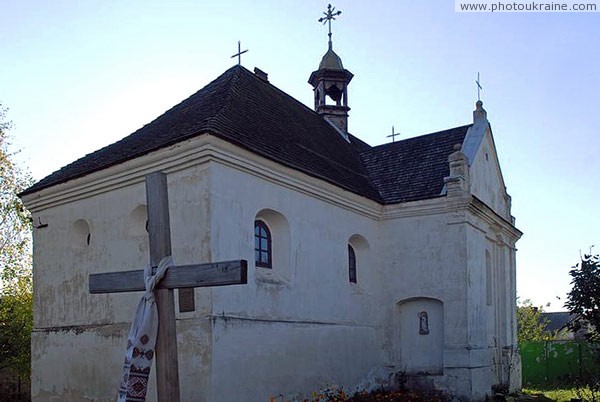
[522,386,592,401]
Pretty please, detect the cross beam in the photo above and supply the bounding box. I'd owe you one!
[88,172,247,402]
[89,260,247,294]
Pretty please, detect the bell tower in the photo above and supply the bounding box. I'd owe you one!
[308,4,353,137]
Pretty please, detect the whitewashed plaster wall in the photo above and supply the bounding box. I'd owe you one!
[27,164,217,401]
[465,124,521,392]
[377,191,519,400]
[468,130,511,221]
[206,161,384,401]
[463,210,520,397]
[378,206,471,393]
[30,182,149,401]
[378,206,470,345]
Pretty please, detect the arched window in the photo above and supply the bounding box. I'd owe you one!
[348,244,357,283]
[254,220,272,268]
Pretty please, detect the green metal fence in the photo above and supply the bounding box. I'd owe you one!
[520,340,600,386]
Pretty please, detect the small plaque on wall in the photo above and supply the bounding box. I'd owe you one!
[178,288,195,312]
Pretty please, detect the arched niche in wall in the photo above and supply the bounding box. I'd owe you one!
[128,204,149,238]
[71,219,91,248]
[348,234,370,285]
[254,208,291,283]
[394,297,444,375]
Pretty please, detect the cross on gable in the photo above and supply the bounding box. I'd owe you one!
[476,72,483,101]
[89,172,247,402]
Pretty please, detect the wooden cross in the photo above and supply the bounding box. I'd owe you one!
[89,172,247,402]
[476,72,483,101]
[387,125,400,143]
[231,41,248,65]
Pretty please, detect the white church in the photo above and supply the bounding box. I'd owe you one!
[20,11,522,402]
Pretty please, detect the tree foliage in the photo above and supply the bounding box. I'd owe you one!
[0,105,32,285]
[0,103,33,382]
[565,253,600,343]
[517,299,554,343]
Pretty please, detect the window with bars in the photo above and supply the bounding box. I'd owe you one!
[254,220,272,268]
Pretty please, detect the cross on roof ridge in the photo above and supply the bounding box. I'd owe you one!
[231,41,248,65]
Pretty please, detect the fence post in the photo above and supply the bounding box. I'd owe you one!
[578,341,582,379]
[544,340,549,384]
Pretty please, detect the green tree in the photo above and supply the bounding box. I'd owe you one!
[565,252,600,343]
[0,103,33,391]
[517,299,554,343]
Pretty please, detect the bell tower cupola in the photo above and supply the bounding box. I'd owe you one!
[308,4,354,137]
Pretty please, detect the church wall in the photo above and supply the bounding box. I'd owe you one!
[464,222,502,398]
[30,325,133,402]
[460,209,520,398]
[379,210,469,345]
[378,200,519,400]
[31,181,148,329]
[469,131,511,221]
[28,164,216,401]
[378,208,473,396]
[29,182,150,400]
[205,162,384,400]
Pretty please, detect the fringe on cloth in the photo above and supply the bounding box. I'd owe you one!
[117,256,173,402]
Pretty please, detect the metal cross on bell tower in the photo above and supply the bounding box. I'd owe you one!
[319,4,342,48]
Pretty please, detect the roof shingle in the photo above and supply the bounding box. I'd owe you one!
[360,125,470,204]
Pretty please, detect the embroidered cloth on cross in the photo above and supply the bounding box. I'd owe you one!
[117,256,173,402]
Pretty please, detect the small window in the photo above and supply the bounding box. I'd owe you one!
[254,220,272,268]
[348,244,357,283]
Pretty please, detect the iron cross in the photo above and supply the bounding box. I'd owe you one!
[231,41,248,65]
[319,4,342,43]
[387,126,400,143]
[476,72,483,101]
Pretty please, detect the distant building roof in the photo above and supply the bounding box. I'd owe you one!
[21,66,471,205]
[541,312,574,332]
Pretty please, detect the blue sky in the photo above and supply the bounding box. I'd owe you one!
[1,0,598,311]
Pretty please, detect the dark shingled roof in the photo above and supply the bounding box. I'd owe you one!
[21,65,471,205]
[540,312,573,333]
[360,125,470,204]
[21,66,380,201]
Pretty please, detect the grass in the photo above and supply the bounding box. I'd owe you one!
[522,386,594,401]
